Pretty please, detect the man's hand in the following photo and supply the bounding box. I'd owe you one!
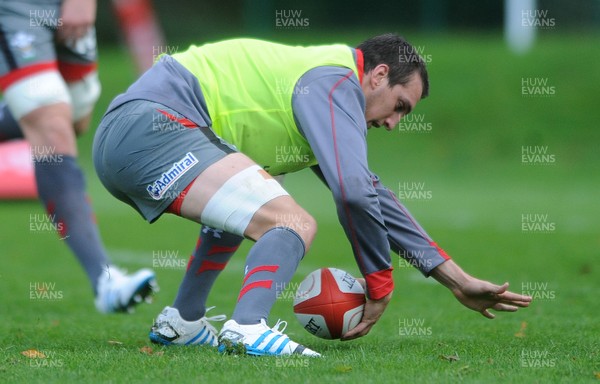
[431,260,532,319]
[452,278,532,319]
[57,0,97,42]
[341,278,392,341]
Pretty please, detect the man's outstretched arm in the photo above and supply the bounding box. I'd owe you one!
[370,174,450,275]
[431,259,532,318]
[370,175,532,317]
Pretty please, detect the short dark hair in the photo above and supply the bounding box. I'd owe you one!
[357,33,429,99]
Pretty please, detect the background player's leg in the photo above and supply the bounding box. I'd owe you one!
[0,0,155,313]
[22,103,108,291]
[172,226,243,321]
[20,100,156,313]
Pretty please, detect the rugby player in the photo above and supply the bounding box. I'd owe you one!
[93,34,532,356]
[0,0,157,313]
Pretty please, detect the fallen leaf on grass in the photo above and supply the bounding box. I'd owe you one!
[21,349,46,359]
[139,346,154,355]
[594,371,600,379]
[138,346,164,356]
[333,365,353,372]
[515,321,528,338]
[439,354,460,362]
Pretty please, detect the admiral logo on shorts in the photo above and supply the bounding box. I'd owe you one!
[147,152,198,200]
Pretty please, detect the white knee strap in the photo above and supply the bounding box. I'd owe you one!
[3,71,70,120]
[200,165,289,236]
[68,71,101,121]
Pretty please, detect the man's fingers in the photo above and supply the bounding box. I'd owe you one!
[355,278,366,290]
[57,26,87,41]
[495,282,509,294]
[493,303,519,312]
[483,301,527,319]
[493,283,533,304]
[341,290,391,340]
[499,298,532,307]
[341,321,371,341]
[481,309,495,319]
[498,290,532,303]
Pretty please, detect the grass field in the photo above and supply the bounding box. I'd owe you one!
[1,32,599,383]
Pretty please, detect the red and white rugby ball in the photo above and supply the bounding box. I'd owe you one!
[293,268,365,339]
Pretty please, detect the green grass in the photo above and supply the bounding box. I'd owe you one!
[1,32,599,383]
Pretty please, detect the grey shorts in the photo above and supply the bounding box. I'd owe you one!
[93,100,236,223]
[0,0,97,83]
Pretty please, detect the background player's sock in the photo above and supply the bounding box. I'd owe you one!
[35,155,110,293]
[232,227,305,325]
[0,102,23,141]
[172,226,243,321]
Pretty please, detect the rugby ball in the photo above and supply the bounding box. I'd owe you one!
[293,268,365,339]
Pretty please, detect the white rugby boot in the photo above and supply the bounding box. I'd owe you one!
[149,306,226,347]
[218,318,321,357]
[95,265,158,313]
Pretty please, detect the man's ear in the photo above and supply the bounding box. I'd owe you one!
[370,64,389,87]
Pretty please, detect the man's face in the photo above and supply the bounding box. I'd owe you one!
[362,67,423,130]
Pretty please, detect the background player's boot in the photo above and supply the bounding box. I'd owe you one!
[149,306,225,346]
[94,266,158,313]
[218,319,321,357]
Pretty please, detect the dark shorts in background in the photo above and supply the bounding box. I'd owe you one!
[0,0,97,85]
